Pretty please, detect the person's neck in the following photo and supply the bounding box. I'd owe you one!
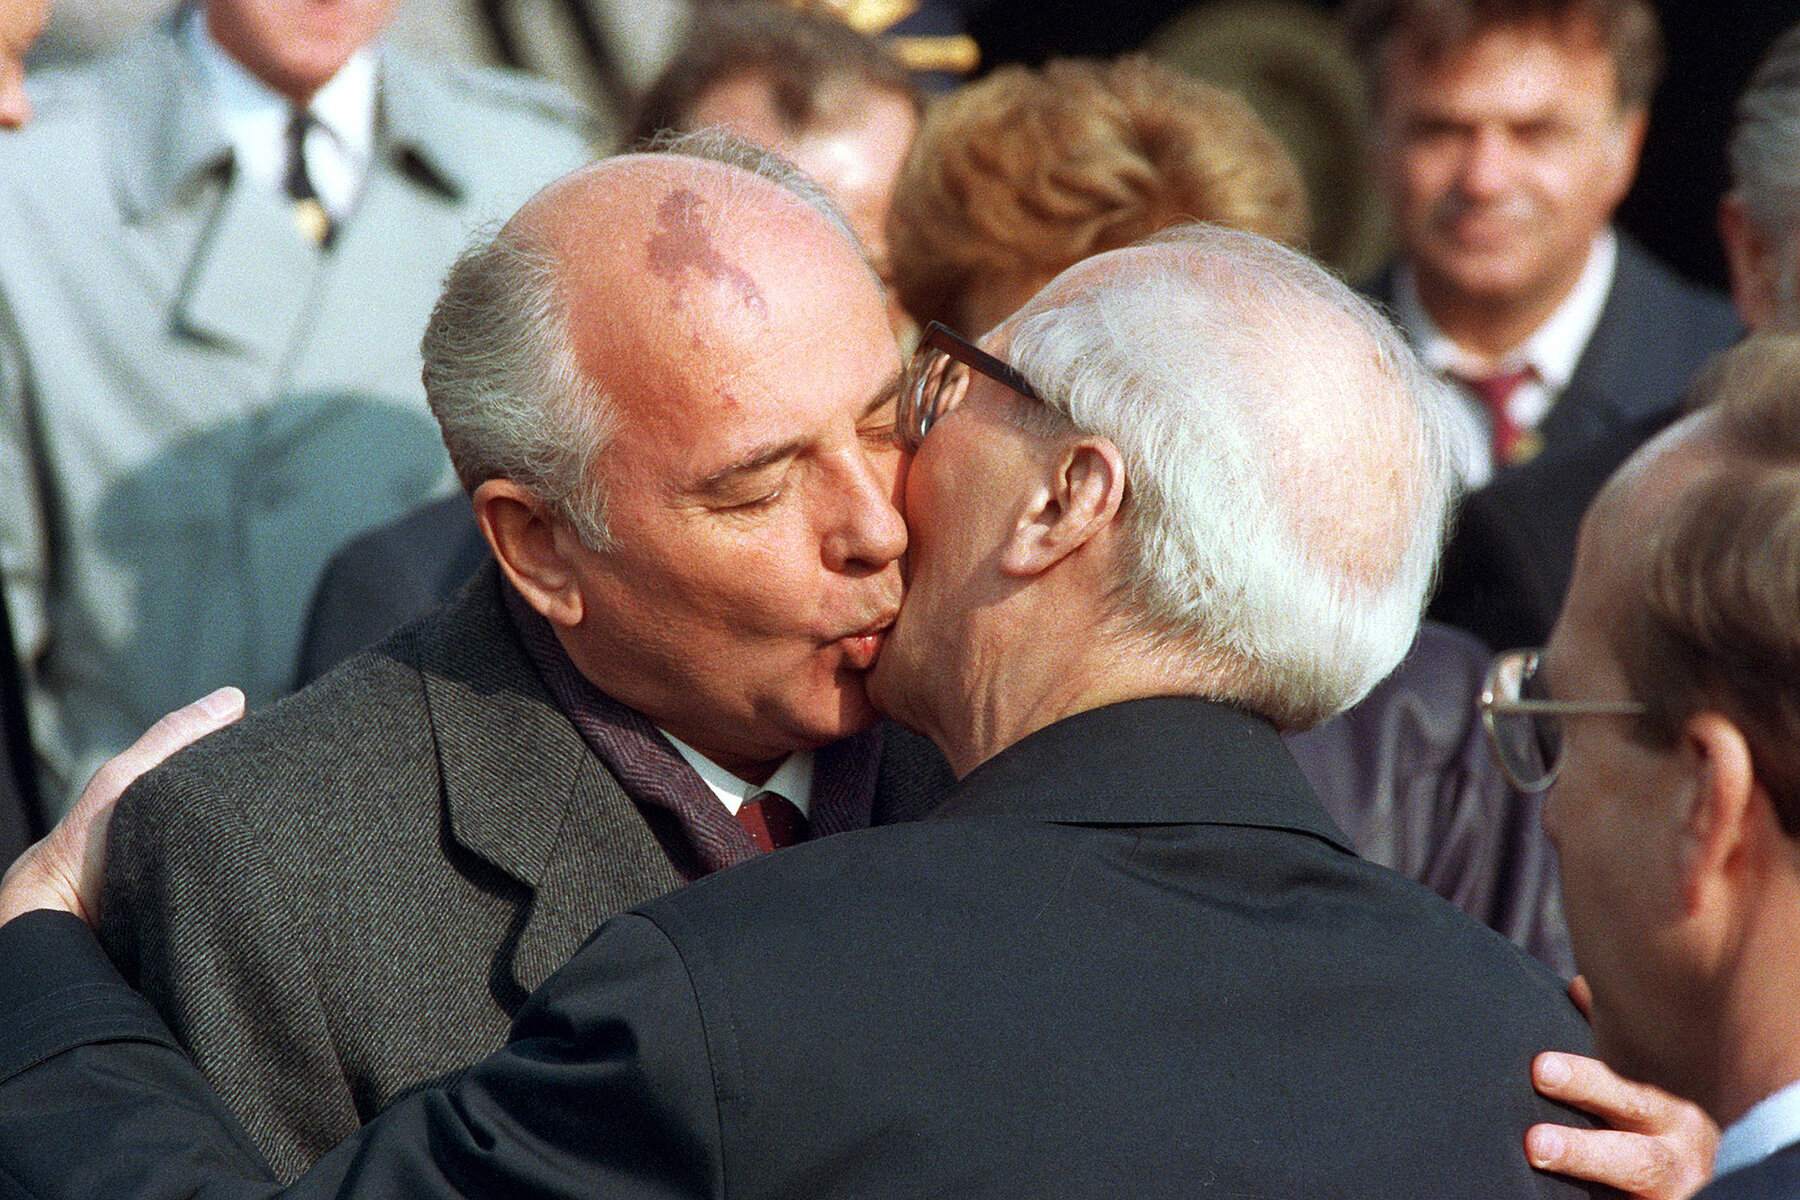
[1710,883,1800,1129]
[924,619,1208,779]
[660,734,783,787]
[1414,272,1573,366]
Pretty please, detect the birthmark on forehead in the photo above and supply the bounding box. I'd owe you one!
[646,189,769,319]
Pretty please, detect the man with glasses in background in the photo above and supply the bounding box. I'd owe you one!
[1480,333,1800,1199]
[0,225,1613,1198]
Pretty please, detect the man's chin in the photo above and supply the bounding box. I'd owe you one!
[793,672,885,745]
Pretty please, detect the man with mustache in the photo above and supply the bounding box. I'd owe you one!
[0,223,1616,1197]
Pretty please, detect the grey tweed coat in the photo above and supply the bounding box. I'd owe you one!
[98,566,954,1182]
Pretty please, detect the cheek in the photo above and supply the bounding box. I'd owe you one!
[1394,158,1464,233]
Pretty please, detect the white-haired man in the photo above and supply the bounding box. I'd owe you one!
[0,226,1611,1197]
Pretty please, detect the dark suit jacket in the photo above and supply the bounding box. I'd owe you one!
[1428,421,1655,652]
[1368,234,1740,652]
[2,698,1608,1199]
[98,564,953,1182]
[0,585,42,861]
[297,500,1574,971]
[1698,1142,1800,1199]
[1288,620,1570,975]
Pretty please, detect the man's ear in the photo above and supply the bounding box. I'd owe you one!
[1719,194,1779,332]
[1676,711,1758,916]
[999,436,1127,578]
[473,479,586,628]
[1592,105,1649,212]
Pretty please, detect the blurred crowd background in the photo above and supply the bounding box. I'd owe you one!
[24,0,1794,293]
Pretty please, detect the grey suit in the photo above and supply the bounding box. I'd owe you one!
[1366,234,1737,473]
[0,17,595,811]
[99,566,954,1183]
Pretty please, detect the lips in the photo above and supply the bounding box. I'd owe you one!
[835,614,896,670]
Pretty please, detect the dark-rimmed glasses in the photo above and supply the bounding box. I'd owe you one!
[1479,647,1646,793]
[896,321,1046,452]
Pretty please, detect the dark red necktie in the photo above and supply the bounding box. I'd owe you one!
[1455,366,1539,467]
[736,790,811,851]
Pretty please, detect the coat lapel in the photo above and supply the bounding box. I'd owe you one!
[106,20,323,375]
[170,182,321,365]
[419,571,681,998]
[285,59,466,399]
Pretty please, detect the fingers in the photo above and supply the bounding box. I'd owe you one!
[0,688,244,929]
[1569,974,1594,1021]
[1529,1052,1718,1200]
[1533,1053,1708,1135]
[75,687,244,820]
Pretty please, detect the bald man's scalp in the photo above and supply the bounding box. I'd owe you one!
[647,188,769,318]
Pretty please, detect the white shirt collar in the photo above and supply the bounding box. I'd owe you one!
[1392,230,1617,486]
[182,3,377,217]
[1716,1078,1800,1179]
[1394,229,1615,388]
[664,733,816,818]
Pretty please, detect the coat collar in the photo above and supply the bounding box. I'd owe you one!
[106,12,465,223]
[934,696,1353,853]
[106,18,231,224]
[407,566,680,992]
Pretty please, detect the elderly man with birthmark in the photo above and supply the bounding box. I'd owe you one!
[0,219,1625,1197]
[78,137,952,1183]
[294,2,924,685]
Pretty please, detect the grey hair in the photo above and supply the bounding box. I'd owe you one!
[1730,23,1800,327]
[420,129,866,549]
[1008,224,1457,728]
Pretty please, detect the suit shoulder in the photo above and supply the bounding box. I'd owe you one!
[1614,236,1741,343]
[418,59,597,139]
[316,494,474,592]
[0,66,109,178]
[113,649,433,833]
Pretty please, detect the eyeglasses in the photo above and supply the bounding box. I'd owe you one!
[1478,647,1646,793]
[896,321,1046,452]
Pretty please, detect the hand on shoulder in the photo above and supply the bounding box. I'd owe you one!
[0,688,243,926]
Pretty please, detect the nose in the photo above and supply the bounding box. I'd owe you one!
[1456,126,1516,200]
[823,440,908,574]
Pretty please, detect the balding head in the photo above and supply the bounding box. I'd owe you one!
[424,137,871,546]
[426,138,907,780]
[870,226,1451,770]
[992,226,1453,728]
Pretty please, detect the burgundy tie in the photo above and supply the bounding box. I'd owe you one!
[736,790,811,851]
[1456,366,1539,467]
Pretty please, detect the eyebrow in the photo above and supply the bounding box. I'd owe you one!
[691,373,904,496]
